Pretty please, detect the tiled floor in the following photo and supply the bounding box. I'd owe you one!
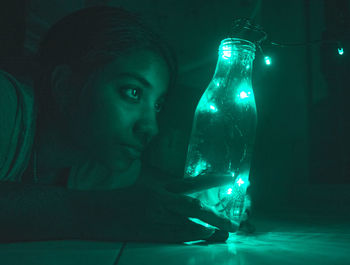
[118,231,350,265]
[1,216,349,265]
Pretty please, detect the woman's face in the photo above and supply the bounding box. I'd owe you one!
[67,50,170,171]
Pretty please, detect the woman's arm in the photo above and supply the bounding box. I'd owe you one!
[0,179,237,243]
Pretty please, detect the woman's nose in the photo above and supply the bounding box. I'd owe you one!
[133,109,159,146]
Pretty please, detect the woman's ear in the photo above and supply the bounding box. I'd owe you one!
[51,64,74,116]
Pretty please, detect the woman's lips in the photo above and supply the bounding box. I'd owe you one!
[122,145,142,159]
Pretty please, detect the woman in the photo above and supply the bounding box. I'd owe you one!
[0,6,237,242]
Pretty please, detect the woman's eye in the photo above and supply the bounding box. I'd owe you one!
[155,103,162,113]
[155,99,164,113]
[121,87,141,101]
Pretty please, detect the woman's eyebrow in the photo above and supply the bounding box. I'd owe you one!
[117,72,151,88]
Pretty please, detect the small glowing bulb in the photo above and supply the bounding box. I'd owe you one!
[264,56,271,65]
[209,105,217,112]
[338,47,344,55]
[227,188,233,195]
[239,91,248,99]
[231,172,235,177]
[237,178,244,187]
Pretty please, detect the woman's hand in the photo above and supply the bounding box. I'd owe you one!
[86,182,238,243]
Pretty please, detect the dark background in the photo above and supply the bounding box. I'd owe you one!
[1,0,349,219]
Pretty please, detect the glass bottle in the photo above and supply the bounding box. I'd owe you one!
[184,38,257,224]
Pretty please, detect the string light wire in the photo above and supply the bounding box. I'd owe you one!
[231,18,347,65]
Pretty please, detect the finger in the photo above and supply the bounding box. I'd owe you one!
[168,195,238,233]
[165,175,234,194]
[140,185,238,232]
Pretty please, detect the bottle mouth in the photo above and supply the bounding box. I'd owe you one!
[219,38,256,53]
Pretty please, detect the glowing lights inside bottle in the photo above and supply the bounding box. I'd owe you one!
[209,104,218,113]
[236,178,244,187]
[240,91,249,99]
[235,83,254,104]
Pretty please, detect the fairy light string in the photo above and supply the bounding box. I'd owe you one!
[231,18,348,67]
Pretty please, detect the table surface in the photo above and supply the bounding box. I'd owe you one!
[1,215,349,265]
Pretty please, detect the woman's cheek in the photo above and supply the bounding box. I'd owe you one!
[104,104,133,137]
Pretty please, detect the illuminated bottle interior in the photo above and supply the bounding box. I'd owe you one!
[184,38,257,225]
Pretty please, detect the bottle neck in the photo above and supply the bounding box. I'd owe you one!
[213,38,255,81]
[213,54,254,80]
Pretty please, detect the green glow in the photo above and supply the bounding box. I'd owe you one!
[188,217,216,229]
[185,38,257,225]
[222,45,233,59]
[264,56,271,65]
[221,45,240,60]
[236,178,244,187]
[240,91,248,99]
[189,159,209,177]
[235,82,254,104]
[222,50,232,59]
[338,47,344,55]
[184,240,206,245]
[209,105,218,112]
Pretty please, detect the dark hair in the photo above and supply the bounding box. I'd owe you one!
[35,6,177,123]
